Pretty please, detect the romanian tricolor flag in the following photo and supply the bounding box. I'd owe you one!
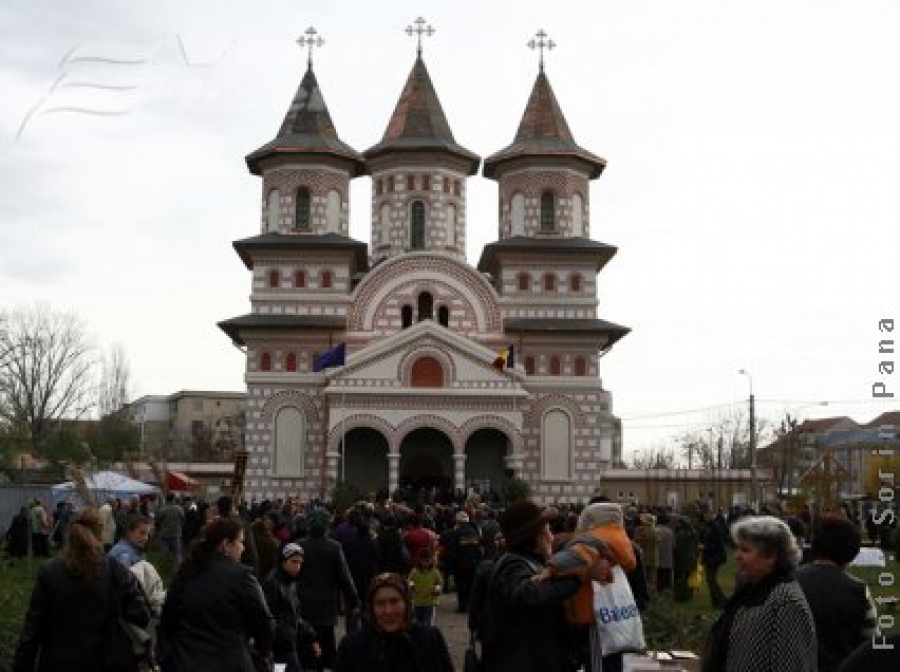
[492,344,515,371]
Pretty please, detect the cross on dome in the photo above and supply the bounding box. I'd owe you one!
[406,16,435,57]
[297,26,325,68]
[528,29,556,72]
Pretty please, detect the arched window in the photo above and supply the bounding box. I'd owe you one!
[542,408,572,479]
[273,406,305,476]
[549,356,561,375]
[266,189,281,232]
[321,270,333,289]
[326,190,340,233]
[518,273,531,292]
[387,175,395,192]
[511,193,526,236]
[411,356,443,388]
[295,187,311,230]
[294,270,306,288]
[569,274,582,293]
[410,200,425,250]
[572,193,584,236]
[285,352,297,372]
[453,180,461,197]
[446,204,457,247]
[574,356,587,376]
[422,175,431,191]
[543,273,556,292]
[260,352,272,371]
[268,270,280,288]
[438,306,449,327]
[525,356,536,375]
[401,305,413,328]
[407,175,415,191]
[540,191,555,232]
[417,292,433,321]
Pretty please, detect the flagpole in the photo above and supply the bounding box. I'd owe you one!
[340,390,347,483]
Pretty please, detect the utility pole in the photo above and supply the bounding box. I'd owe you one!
[739,369,758,511]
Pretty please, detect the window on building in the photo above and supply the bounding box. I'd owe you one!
[518,273,531,291]
[326,190,340,233]
[286,352,297,372]
[511,193,526,236]
[542,408,572,479]
[410,200,425,250]
[525,356,536,375]
[569,274,582,292]
[453,180,461,197]
[387,175,395,192]
[411,356,443,388]
[294,270,306,288]
[401,305,413,328]
[540,191,555,232]
[321,270,333,289]
[574,356,586,376]
[260,352,272,371]
[407,175,415,191]
[295,187,311,230]
[376,178,383,195]
[417,292,433,321]
[273,406,305,476]
[266,189,281,232]
[438,305,449,326]
[443,177,450,194]
[268,270,280,288]
[422,175,431,191]
[549,356,561,375]
[543,273,556,292]
[572,193,584,236]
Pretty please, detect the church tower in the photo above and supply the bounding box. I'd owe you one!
[364,21,480,266]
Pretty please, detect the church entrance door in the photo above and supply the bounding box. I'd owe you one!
[399,427,454,497]
[341,427,389,497]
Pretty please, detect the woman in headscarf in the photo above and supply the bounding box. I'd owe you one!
[703,515,816,672]
[333,572,453,672]
[13,506,150,672]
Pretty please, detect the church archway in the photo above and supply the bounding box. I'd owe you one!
[341,427,389,497]
[399,427,454,494]
[464,428,510,496]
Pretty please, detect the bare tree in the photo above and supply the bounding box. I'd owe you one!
[0,305,97,455]
[632,446,677,469]
[98,343,132,416]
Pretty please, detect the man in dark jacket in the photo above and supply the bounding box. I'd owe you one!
[298,508,360,671]
[441,511,484,612]
[262,542,321,672]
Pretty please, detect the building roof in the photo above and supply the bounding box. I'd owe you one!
[504,317,630,347]
[245,65,365,176]
[483,70,606,180]
[218,313,346,346]
[477,236,618,274]
[363,56,480,175]
[232,232,369,270]
[798,416,858,433]
[864,411,900,428]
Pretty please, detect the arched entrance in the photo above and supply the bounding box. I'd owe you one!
[399,428,453,494]
[465,428,510,495]
[341,427,389,497]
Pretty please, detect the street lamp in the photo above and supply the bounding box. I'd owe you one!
[738,369,757,510]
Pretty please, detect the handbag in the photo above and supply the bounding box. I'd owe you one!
[687,559,705,591]
[464,633,482,672]
[591,565,645,656]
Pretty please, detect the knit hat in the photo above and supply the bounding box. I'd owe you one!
[500,501,553,548]
[577,502,624,531]
[280,542,304,561]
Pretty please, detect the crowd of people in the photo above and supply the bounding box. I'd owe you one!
[5,490,900,672]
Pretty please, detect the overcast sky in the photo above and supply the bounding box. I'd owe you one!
[1,0,897,459]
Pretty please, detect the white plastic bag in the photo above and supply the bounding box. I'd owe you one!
[592,565,646,655]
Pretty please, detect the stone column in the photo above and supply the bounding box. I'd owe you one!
[388,452,401,497]
[325,450,340,488]
[453,452,467,493]
[504,452,525,479]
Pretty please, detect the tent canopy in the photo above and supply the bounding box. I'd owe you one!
[51,470,158,505]
[166,470,201,491]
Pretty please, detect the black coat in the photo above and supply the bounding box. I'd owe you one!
[487,549,582,672]
[13,556,150,672]
[158,555,275,672]
[341,531,380,604]
[298,535,360,626]
[261,567,318,656]
[333,623,453,672]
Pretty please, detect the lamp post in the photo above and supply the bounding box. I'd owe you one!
[738,369,757,510]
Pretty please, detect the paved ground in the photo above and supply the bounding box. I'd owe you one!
[433,595,471,670]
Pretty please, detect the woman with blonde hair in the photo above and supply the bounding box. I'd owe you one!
[13,506,150,672]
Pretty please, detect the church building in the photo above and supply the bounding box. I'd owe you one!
[219,25,629,504]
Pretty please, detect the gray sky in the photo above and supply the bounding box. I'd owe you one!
[1,0,898,459]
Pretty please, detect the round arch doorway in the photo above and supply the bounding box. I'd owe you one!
[465,427,510,496]
[399,427,454,496]
[341,427,389,497]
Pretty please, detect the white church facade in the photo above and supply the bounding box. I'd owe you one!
[219,28,629,504]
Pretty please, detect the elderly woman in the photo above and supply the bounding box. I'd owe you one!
[703,516,816,672]
[333,572,453,672]
[796,514,879,672]
[487,500,584,672]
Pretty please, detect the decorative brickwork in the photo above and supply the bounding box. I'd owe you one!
[261,168,350,235]
[497,170,590,239]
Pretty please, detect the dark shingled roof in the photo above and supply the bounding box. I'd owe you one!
[363,56,480,175]
[483,70,605,180]
[218,313,346,346]
[246,66,365,176]
[504,317,630,347]
[477,236,617,274]
[232,232,369,270]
